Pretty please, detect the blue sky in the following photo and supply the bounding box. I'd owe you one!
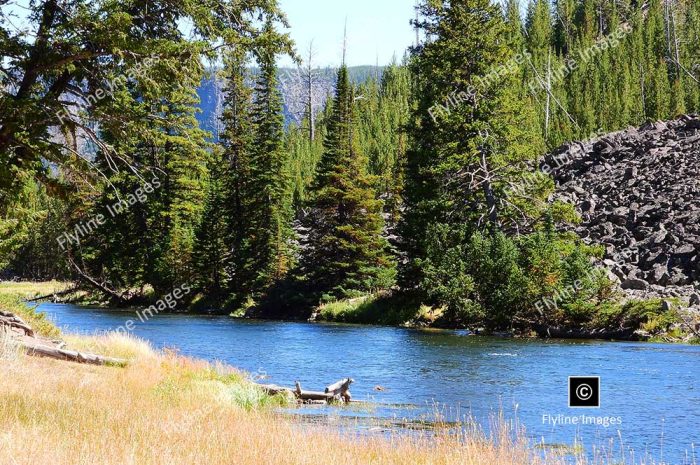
[2,0,417,68]
[277,0,417,67]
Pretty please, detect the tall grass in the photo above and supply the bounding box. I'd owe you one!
[0,330,655,465]
[0,288,61,338]
[0,328,18,360]
[0,280,71,298]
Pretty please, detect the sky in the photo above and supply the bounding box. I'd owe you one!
[277,0,417,68]
[2,0,417,68]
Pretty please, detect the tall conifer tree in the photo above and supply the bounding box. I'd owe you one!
[301,64,396,299]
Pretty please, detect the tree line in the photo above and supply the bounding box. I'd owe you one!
[1,0,698,329]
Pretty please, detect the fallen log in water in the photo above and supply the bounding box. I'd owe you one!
[325,377,353,403]
[258,378,354,404]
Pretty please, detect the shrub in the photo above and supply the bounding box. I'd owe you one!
[416,222,610,330]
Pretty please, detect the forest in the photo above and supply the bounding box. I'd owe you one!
[2,0,699,332]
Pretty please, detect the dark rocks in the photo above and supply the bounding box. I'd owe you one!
[621,278,648,291]
[545,115,700,297]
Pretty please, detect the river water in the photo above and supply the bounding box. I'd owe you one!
[37,302,700,463]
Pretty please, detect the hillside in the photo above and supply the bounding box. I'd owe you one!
[547,115,700,301]
[196,66,384,138]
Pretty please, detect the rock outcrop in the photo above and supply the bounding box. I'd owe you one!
[545,115,700,300]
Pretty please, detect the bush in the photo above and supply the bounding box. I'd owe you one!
[417,224,483,324]
[416,222,611,331]
[589,299,681,333]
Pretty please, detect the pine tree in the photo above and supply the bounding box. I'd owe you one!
[400,0,544,287]
[680,0,700,111]
[241,20,295,296]
[193,150,229,301]
[219,47,256,299]
[301,65,396,299]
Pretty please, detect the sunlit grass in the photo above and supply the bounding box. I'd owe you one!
[0,293,61,338]
[0,280,71,298]
[316,291,440,326]
[0,330,597,465]
[63,332,155,360]
[0,281,72,338]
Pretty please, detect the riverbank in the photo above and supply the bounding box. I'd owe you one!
[313,290,700,343]
[6,281,700,343]
[1,296,580,465]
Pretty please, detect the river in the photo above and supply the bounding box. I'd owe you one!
[37,302,700,464]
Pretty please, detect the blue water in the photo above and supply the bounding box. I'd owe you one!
[37,302,700,463]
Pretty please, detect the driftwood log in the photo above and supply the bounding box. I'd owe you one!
[0,311,34,337]
[325,377,353,403]
[258,378,354,404]
[20,342,127,366]
[1,310,127,366]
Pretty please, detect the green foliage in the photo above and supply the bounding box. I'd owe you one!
[589,299,681,333]
[0,0,292,210]
[4,0,700,336]
[0,180,69,279]
[315,291,430,327]
[525,0,700,147]
[416,222,610,330]
[241,21,296,295]
[299,65,396,300]
[193,150,230,302]
[355,62,412,224]
[417,224,481,324]
[400,0,545,289]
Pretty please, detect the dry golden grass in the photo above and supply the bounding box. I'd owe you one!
[0,332,587,465]
[63,332,155,361]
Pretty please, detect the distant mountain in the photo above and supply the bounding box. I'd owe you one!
[195,66,383,139]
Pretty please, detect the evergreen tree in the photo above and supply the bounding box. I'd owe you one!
[681,0,700,111]
[301,65,396,299]
[241,20,295,296]
[218,47,256,300]
[401,0,543,287]
[193,150,229,302]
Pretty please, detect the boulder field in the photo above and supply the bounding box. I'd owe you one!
[546,115,700,304]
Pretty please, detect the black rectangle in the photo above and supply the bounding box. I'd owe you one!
[568,376,600,408]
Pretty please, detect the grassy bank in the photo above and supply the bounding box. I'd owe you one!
[0,280,71,338]
[316,290,699,342]
[0,283,677,464]
[0,318,578,465]
[1,338,581,465]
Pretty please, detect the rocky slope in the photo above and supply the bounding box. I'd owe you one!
[546,115,700,302]
[196,66,383,138]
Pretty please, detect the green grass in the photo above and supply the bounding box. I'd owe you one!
[587,298,682,333]
[315,291,439,327]
[0,280,71,298]
[0,293,61,338]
